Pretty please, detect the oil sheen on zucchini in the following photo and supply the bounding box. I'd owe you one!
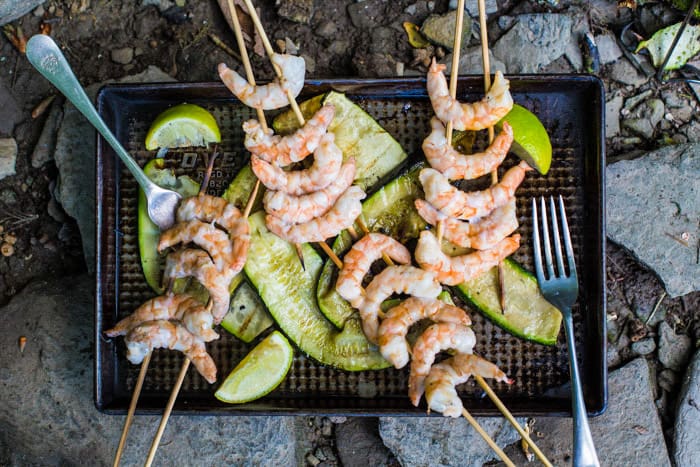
[317,163,427,328]
[454,259,563,346]
[272,91,407,190]
[244,212,389,371]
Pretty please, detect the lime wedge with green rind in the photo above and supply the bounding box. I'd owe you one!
[215,331,293,404]
[145,103,221,150]
[497,104,552,175]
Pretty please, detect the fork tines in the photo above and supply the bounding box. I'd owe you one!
[531,196,577,281]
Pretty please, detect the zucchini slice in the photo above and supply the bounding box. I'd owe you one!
[272,91,407,190]
[244,212,389,371]
[317,162,427,327]
[220,281,274,343]
[138,159,200,293]
[222,165,263,213]
[453,258,562,346]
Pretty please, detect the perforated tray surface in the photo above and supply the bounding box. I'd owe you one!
[95,77,606,416]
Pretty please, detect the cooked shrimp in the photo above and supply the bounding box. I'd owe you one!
[163,249,236,324]
[358,265,442,344]
[265,186,365,244]
[251,132,343,195]
[420,161,532,220]
[105,294,218,342]
[263,159,356,224]
[244,104,335,166]
[125,320,217,383]
[423,117,513,180]
[415,198,518,250]
[425,353,511,417]
[335,232,412,309]
[177,193,242,233]
[415,230,521,285]
[377,297,471,369]
[218,53,305,110]
[408,322,476,406]
[158,219,234,272]
[427,58,513,131]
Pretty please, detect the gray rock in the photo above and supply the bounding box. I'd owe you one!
[530,358,671,466]
[609,58,650,86]
[622,118,654,139]
[658,368,678,393]
[457,0,498,17]
[674,349,700,466]
[492,14,575,73]
[0,138,17,180]
[54,66,174,272]
[379,415,525,466]
[111,47,134,65]
[443,47,506,75]
[631,337,656,356]
[31,99,63,168]
[606,144,700,297]
[336,418,395,467]
[624,89,654,112]
[596,33,623,65]
[646,99,665,128]
[662,88,695,124]
[420,10,471,50]
[658,321,693,371]
[605,95,623,138]
[0,0,45,25]
[141,0,174,12]
[0,82,22,137]
[347,1,383,29]
[315,20,337,40]
[276,0,314,24]
[0,275,296,465]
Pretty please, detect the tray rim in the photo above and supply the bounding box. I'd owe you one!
[95,75,607,417]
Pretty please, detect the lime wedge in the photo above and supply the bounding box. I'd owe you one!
[145,103,221,150]
[215,331,293,404]
[497,104,552,175]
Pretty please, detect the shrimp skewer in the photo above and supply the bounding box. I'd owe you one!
[358,265,442,344]
[335,232,412,309]
[425,353,511,417]
[264,159,356,224]
[265,186,366,244]
[251,132,343,195]
[420,161,532,220]
[163,249,236,324]
[427,58,513,131]
[415,198,518,250]
[423,117,513,181]
[104,294,219,342]
[408,322,476,406]
[244,104,335,166]
[157,219,235,272]
[415,230,521,286]
[377,297,471,369]
[218,53,305,110]
[125,320,217,384]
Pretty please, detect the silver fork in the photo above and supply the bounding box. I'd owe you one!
[532,196,600,467]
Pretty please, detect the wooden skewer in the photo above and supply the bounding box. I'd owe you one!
[145,359,190,467]
[475,0,507,313]
[474,375,553,467]
[112,352,151,467]
[436,0,466,245]
[461,408,516,467]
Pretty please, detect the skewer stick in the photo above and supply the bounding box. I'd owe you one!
[144,359,191,467]
[436,0,466,245]
[356,217,396,267]
[474,375,553,467]
[112,352,151,467]
[475,0,507,313]
[461,408,516,467]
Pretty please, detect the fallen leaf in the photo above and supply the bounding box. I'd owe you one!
[403,22,430,48]
[636,22,700,70]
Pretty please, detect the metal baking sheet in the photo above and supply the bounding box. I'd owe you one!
[95,77,606,416]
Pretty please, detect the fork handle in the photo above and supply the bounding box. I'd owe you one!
[563,311,600,467]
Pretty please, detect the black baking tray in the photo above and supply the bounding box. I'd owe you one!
[95,76,606,416]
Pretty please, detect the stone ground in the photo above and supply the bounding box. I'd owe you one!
[0,0,699,466]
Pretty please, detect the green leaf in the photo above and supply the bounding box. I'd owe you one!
[636,22,700,70]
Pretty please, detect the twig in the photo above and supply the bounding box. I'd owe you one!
[644,291,667,326]
[208,32,242,62]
